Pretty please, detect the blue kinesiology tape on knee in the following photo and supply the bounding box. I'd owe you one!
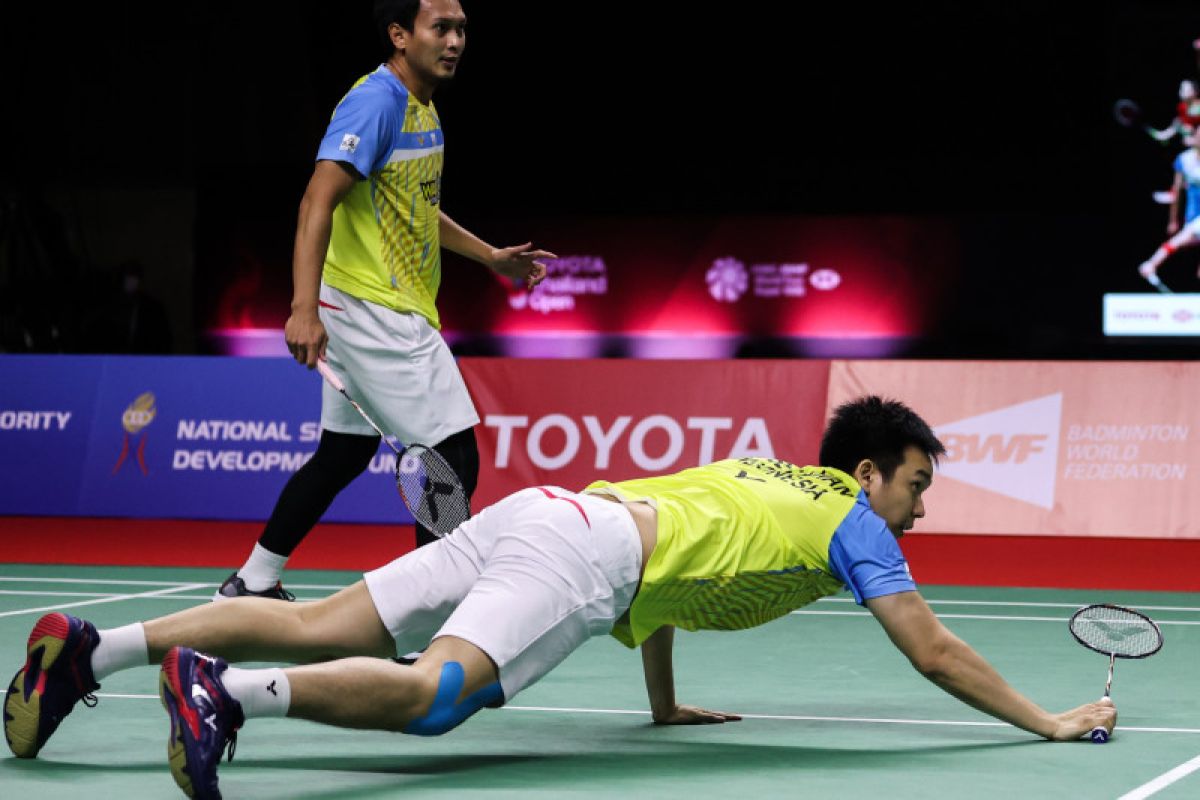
[403,661,504,736]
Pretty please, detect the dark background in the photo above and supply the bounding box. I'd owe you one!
[3,0,1199,358]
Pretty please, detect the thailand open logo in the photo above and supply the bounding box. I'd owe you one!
[113,392,157,475]
[706,257,748,303]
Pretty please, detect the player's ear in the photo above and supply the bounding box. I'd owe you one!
[853,458,877,494]
[388,22,408,52]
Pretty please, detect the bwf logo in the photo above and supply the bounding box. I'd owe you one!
[934,394,1062,509]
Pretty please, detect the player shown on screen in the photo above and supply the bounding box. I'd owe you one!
[5,396,1117,800]
[1138,130,1200,291]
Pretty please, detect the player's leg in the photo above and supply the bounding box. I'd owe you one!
[217,429,379,600]
[1139,218,1200,291]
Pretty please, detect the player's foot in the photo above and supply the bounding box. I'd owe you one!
[212,572,295,602]
[160,647,244,800]
[4,612,101,758]
[1139,263,1173,293]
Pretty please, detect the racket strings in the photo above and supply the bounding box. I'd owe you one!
[1070,607,1162,658]
[396,447,471,535]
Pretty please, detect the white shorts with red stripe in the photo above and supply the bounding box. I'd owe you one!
[363,486,643,700]
[317,282,479,446]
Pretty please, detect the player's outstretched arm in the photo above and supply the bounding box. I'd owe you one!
[866,591,1116,741]
[640,625,741,725]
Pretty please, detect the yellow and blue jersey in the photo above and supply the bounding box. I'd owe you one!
[586,458,916,648]
[316,66,445,327]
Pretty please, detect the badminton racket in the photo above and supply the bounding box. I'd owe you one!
[316,360,470,536]
[1068,603,1163,743]
[1112,99,1174,143]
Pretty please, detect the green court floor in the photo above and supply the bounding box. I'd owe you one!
[1,564,1197,799]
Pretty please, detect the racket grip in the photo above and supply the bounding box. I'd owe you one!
[316,360,345,392]
[1090,726,1109,744]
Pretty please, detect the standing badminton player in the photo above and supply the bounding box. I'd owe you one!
[217,0,554,601]
[5,397,1116,800]
[1138,130,1200,291]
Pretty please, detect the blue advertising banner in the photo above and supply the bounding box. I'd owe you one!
[2,355,412,524]
[0,356,103,515]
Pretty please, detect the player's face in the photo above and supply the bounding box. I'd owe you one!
[860,445,933,538]
[402,0,467,83]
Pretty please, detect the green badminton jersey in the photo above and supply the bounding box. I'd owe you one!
[316,66,445,328]
[585,458,917,648]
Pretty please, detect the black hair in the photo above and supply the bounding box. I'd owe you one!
[374,0,423,48]
[818,395,945,480]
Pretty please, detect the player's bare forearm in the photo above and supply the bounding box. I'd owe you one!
[439,210,494,265]
[867,592,1056,738]
[292,196,333,313]
[640,625,677,721]
[439,211,554,288]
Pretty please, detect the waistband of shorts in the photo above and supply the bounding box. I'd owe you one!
[536,487,643,595]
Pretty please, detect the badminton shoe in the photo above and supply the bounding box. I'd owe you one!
[213,573,294,602]
[160,646,244,800]
[4,612,101,758]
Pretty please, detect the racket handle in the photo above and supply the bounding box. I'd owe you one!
[1090,726,1109,744]
[316,360,346,392]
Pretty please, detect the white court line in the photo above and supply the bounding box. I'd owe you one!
[818,598,1200,613]
[0,577,351,592]
[1118,753,1200,799]
[91,693,1200,736]
[0,583,206,618]
[792,610,1200,626]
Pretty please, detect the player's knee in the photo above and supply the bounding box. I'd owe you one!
[402,661,503,736]
[311,430,379,483]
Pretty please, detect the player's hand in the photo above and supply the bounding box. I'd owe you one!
[488,242,556,289]
[652,704,742,725]
[1047,697,1116,742]
[284,308,327,368]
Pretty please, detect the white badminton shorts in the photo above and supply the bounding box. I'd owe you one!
[364,486,643,700]
[317,282,479,446]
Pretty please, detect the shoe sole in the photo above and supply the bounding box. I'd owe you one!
[4,613,72,758]
[160,649,202,799]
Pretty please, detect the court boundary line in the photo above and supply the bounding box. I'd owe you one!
[0,583,206,618]
[90,694,1200,736]
[1118,753,1200,799]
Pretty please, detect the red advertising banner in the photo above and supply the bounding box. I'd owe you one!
[459,358,830,507]
[828,361,1200,539]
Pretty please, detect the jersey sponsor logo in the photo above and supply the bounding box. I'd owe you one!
[339,133,360,153]
[113,392,157,475]
[935,393,1062,509]
[484,414,774,471]
[419,175,441,205]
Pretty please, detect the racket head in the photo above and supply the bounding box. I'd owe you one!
[395,444,471,536]
[1069,603,1163,659]
[1112,98,1142,128]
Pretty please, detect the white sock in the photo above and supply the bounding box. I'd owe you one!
[90,623,148,681]
[221,666,291,718]
[237,543,289,592]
